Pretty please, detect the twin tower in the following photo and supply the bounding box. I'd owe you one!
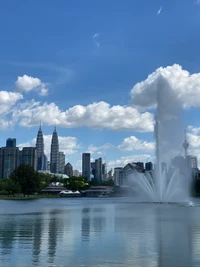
[36,125,60,173]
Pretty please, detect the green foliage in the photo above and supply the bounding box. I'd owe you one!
[37,172,52,190]
[64,176,89,191]
[89,179,114,186]
[10,163,40,196]
[0,179,21,196]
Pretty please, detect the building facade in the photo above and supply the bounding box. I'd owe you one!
[0,146,20,179]
[82,153,91,180]
[95,157,102,182]
[64,162,73,177]
[50,127,59,173]
[20,147,37,170]
[58,151,65,174]
[6,138,16,148]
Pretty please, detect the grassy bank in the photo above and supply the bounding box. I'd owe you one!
[0,195,60,200]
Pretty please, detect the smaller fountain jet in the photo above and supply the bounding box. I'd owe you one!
[182,130,189,159]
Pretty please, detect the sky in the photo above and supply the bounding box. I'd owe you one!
[1,0,200,171]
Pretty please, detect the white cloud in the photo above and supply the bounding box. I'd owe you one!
[39,87,48,96]
[131,64,200,109]
[0,91,23,130]
[18,135,80,160]
[92,33,100,47]
[107,154,154,170]
[0,91,23,114]
[118,136,155,151]
[15,75,48,96]
[13,101,154,132]
[157,6,162,15]
[87,143,113,154]
[92,33,100,39]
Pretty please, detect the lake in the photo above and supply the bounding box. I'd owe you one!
[0,197,200,267]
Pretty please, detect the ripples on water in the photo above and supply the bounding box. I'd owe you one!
[0,197,200,267]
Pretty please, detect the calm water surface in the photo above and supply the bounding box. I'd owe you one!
[0,197,200,267]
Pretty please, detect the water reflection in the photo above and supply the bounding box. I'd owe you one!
[157,207,192,267]
[32,217,43,265]
[0,199,200,266]
[81,208,91,242]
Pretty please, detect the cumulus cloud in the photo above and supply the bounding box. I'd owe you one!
[15,75,48,96]
[18,135,80,159]
[118,136,155,151]
[0,91,23,129]
[131,64,200,109]
[107,154,154,170]
[13,101,154,132]
[0,91,23,114]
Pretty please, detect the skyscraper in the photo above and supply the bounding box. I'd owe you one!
[58,151,65,174]
[20,147,37,170]
[64,162,73,177]
[0,139,20,179]
[36,125,45,171]
[6,138,16,148]
[50,127,59,173]
[95,157,102,182]
[82,153,91,180]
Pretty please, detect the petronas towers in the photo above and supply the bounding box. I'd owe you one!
[36,125,64,174]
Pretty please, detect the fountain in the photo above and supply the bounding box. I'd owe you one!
[129,76,191,203]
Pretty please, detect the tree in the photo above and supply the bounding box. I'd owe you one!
[10,163,40,196]
[64,176,89,191]
[2,179,21,196]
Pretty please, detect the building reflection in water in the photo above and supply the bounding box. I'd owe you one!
[0,218,16,256]
[81,208,91,242]
[32,216,43,265]
[48,210,59,265]
[92,208,106,237]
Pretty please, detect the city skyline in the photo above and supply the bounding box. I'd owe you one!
[0,1,200,171]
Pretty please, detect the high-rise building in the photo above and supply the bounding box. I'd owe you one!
[20,147,37,170]
[58,151,65,174]
[95,157,102,182]
[0,146,20,179]
[82,153,91,180]
[102,163,107,181]
[91,162,95,177]
[64,162,73,177]
[50,127,59,174]
[6,138,16,148]
[187,155,198,169]
[145,162,153,171]
[36,125,45,171]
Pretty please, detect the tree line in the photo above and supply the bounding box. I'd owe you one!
[0,163,114,196]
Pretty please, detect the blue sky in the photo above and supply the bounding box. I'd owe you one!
[1,0,200,171]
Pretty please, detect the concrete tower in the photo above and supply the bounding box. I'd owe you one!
[182,130,189,159]
[36,124,45,170]
[50,127,59,173]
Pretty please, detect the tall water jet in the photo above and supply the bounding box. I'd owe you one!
[129,75,191,202]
